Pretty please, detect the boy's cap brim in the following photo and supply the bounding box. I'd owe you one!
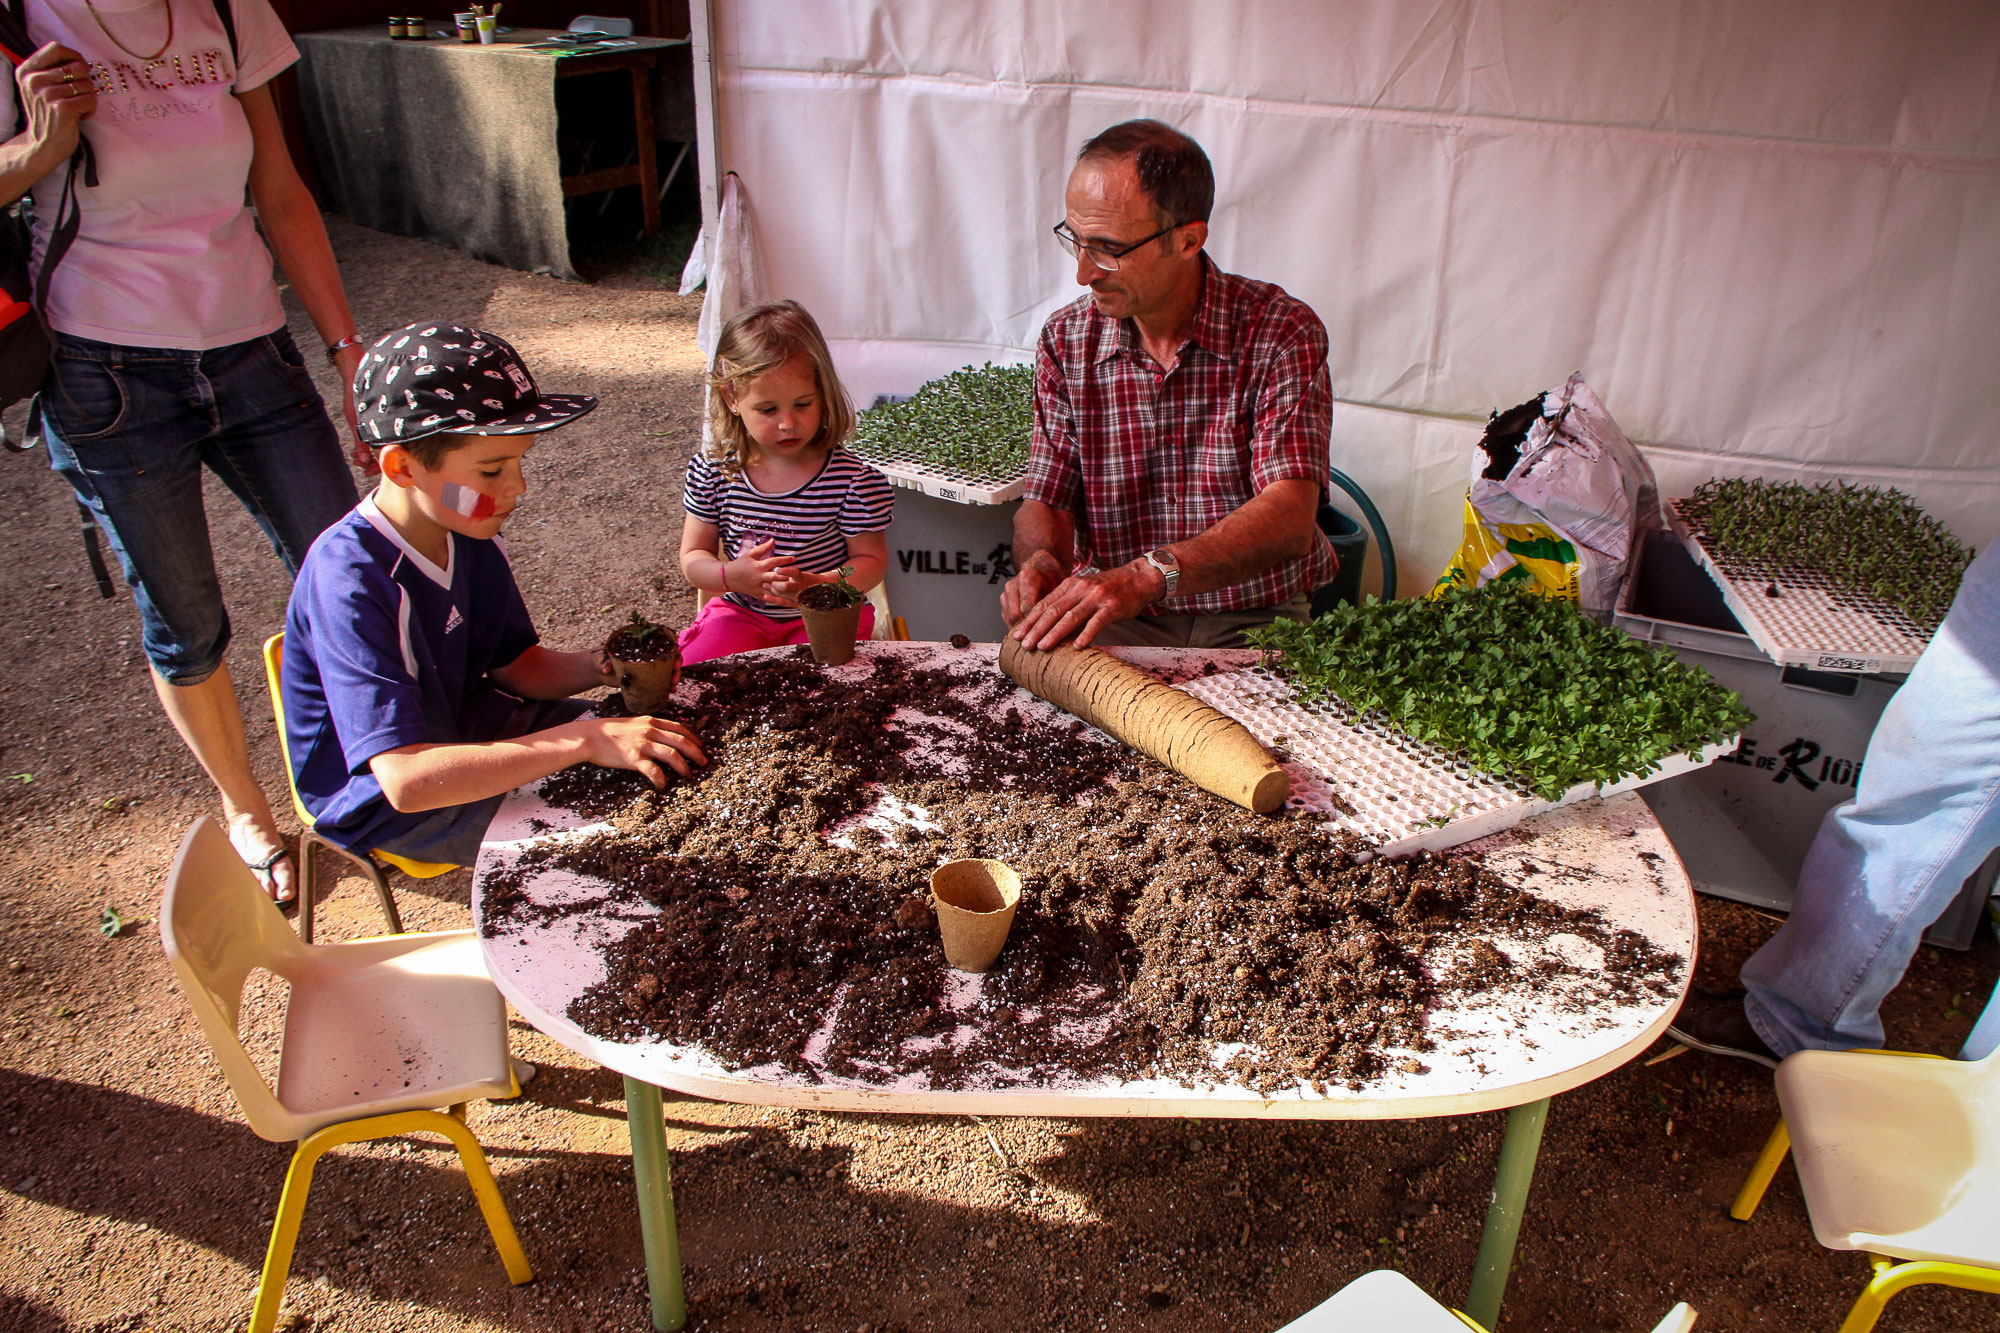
[366,393,597,446]
[451,393,598,436]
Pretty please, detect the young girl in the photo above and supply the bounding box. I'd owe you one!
[678,301,894,663]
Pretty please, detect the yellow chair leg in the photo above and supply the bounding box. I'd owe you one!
[247,1109,532,1332]
[1837,1255,2000,1333]
[1731,1118,1790,1221]
[438,1106,534,1285]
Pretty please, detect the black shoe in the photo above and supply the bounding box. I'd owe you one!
[1666,989,1780,1069]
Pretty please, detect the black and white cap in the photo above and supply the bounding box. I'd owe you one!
[354,323,597,445]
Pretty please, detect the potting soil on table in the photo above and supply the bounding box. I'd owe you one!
[480,651,1683,1094]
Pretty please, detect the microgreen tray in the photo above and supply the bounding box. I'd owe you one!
[1667,498,1931,674]
[849,448,1025,506]
[1176,662,1737,857]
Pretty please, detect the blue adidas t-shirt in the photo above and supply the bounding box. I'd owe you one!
[283,494,540,854]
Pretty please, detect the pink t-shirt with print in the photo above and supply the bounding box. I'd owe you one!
[1,0,297,349]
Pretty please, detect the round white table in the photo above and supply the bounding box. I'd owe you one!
[473,643,1698,1330]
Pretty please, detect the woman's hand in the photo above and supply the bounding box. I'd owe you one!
[14,43,94,166]
[332,339,376,474]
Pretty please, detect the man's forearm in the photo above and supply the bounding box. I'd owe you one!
[1145,478,1320,600]
[1012,499,1076,578]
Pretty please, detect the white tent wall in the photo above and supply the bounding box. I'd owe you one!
[692,0,2000,591]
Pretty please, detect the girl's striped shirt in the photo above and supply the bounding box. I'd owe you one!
[682,448,894,619]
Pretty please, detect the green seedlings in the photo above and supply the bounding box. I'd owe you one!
[620,610,660,644]
[1248,585,1754,801]
[799,565,868,611]
[849,362,1033,482]
[1681,477,1970,631]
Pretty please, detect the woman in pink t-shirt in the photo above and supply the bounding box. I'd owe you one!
[1,0,368,906]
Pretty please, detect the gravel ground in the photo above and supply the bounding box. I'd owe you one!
[0,214,1996,1333]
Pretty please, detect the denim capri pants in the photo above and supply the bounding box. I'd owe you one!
[40,329,360,685]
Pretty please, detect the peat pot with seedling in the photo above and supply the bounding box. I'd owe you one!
[604,611,681,714]
[796,567,868,665]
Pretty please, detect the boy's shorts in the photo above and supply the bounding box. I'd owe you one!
[370,696,595,867]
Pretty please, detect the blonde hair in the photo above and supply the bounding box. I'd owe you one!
[703,300,854,474]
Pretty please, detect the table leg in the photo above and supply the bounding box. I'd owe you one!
[631,65,660,234]
[623,1076,687,1331]
[1464,1097,1550,1330]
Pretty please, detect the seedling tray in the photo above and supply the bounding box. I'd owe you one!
[1173,658,1737,858]
[1667,498,1931,673]
[848,445,1024,506]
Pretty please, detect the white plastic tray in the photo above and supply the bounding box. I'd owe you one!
[1177,662,1739,857]
[846,446,1025,505]
[1667,498,1932,673]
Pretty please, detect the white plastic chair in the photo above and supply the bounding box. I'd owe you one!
[1731,1044,2000,1332]
[159,817,533,1333]
[1275,1268,1696,1332]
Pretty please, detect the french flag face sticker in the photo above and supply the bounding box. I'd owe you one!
[439,483,498,520]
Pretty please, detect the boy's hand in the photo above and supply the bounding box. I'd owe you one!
[722,538,792,602]
[579,715,706,787]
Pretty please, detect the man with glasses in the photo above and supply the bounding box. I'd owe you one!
[1003,119,1337,651]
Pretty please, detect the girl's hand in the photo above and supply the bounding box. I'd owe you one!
[764,564,819,606]
[721,538,791,601]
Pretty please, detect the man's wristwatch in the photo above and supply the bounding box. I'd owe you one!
[1142,547,1181,600]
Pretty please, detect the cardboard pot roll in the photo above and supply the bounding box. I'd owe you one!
[999,638,1289,814]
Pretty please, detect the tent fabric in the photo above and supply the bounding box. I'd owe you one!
[697,1,2000,588]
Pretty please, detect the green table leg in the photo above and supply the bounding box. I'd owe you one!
[1464,1097,1550,1330]
[623,1076,687,1331]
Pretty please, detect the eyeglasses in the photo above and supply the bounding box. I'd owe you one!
[1051,219,1181,271]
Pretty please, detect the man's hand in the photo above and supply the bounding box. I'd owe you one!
[999,560,1061,628]
[578,715,706,788]
[15,44,95,165]
[1006,560,1162,651]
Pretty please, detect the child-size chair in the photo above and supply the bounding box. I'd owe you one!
[159,817,532,1333]
[1731,1042,2000,1333]
[1274,1268,1697,1331]
[264,632,456,942]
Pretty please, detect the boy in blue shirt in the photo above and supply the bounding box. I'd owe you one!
[284,323,705,868]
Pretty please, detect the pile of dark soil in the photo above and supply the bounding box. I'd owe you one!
[483,653,1684,1093]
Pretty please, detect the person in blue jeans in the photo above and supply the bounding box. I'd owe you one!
[2,1,371,904]
[1670,539,2000,1068]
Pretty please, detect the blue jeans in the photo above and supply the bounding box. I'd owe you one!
[1743,540,2000,1061]
[41,330,358,684]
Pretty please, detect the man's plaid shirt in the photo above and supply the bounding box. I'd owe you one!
[1025,255,1337,614]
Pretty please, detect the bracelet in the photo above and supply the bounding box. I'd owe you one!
[325,334,365,361]
[718,564,731,594]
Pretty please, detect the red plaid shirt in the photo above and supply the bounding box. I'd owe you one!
[1025,256,1337,614]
